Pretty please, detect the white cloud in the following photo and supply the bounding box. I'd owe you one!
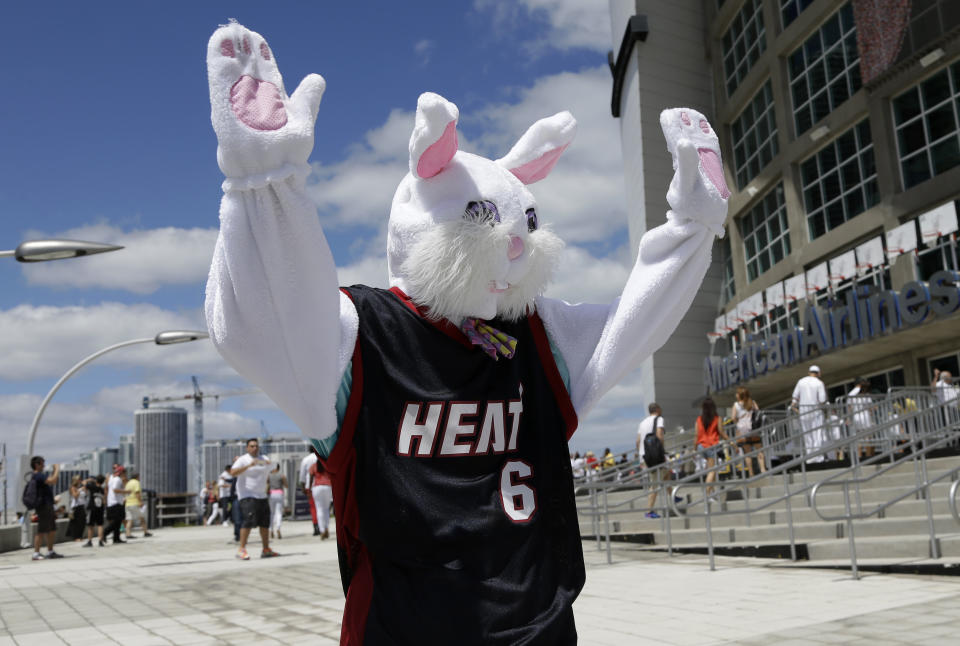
[470,67,627,244]
[0,302,227,381]
[414,39,434,65]
[337,254,390,289]
[307,64,627,292]
[474,0,612,55]
[545,244,630,304]
[21,222,218,294]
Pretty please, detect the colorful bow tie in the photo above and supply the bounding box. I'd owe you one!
[461,318,517,360]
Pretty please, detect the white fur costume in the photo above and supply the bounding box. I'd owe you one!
[205,22,729,447]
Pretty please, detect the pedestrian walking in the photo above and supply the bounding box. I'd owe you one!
[732,387,766,477]
[268,464,287,540]
[104,465,127,544]
[83,475,106,547]
[791,365,827,463]
[309,458,333,540]
[230,438,277,559]
[24,456,62,561]
[695,398,729,497]
[124,472,152,538]
[636,402,675,518]
[298,452,320,536]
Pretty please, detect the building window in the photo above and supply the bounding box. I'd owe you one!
[741,184,791,281]
[720,237,735,305]
[788,3,861,135]
[722,0,766,97]
[892,60,960,190]
[732,81,779,189]
[781,0,815,29]
[800,120,879,240]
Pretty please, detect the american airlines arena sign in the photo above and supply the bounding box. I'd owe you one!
[704,270,960,392]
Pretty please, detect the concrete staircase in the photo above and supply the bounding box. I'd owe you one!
[578,454,960,566]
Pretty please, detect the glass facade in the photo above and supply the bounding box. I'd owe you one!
[788,3,861,135]
[720,236,735,305]
[893,60,960,190]
[781,0,815,29]
[740,183,791,281]
[732,80,779,189]
[722,0,766,96]
[800,120,879,240]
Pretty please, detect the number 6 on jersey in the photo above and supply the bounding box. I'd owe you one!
[500,460,537,522]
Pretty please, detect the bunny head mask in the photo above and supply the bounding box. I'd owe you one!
[387,93,576,322]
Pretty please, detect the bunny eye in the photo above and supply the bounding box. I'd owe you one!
[525,208,538,232]
[464,200,500,226]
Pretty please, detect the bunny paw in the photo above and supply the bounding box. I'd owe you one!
[660,108,730,236]
[209,22,288,131]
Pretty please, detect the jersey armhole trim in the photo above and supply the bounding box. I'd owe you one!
[529,311,579,439]
[325,289,364,474]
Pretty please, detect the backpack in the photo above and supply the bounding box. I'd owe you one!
[750,407,765,431]
[22,475,39,510]
[643,416,666,467]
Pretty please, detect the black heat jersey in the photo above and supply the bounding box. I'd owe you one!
[324,285,584,645]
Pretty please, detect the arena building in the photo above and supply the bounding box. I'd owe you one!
[609,0,960,410]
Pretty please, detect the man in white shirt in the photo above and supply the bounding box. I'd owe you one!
[230,438,276,560]
[931,368,960,425]
[298,452,320,536]
[104,465,127,544]
[635,403,675,518]
[791,365,827,463]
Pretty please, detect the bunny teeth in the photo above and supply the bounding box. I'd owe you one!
[489,280,509,293]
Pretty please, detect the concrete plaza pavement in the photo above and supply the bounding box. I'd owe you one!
[0,521,958,645]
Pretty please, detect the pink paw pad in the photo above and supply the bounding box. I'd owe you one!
[230,76,288,131]
[680,111,691,126]
[242,36,251,55]
[260,43,271,60]
[220,39,235,58]
[699,120,711,134]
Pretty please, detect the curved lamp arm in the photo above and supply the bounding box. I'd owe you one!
[25,338,155,457]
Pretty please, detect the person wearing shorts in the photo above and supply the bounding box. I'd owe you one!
[84,475,106,547]
[124,472,152,538]
[695,398,728,497]
[230,438,276,560]
[27,456,62,561]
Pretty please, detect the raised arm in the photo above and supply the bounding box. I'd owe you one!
[204,23,357,438]
[538,108,728,416]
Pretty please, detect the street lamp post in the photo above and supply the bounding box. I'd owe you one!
[0,239,124,262]
[18,330,209,518]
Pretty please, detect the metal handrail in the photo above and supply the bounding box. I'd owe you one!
[576,387,959,570]
[950,479,960,526]
[809,408,960,579]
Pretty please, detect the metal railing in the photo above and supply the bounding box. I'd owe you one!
[809,398,960,578]
[575,386,960,574]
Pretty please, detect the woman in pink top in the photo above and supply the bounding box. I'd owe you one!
[309,460,333,540]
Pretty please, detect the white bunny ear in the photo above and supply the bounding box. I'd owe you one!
[496,111,576,184]
[409,92,460,179]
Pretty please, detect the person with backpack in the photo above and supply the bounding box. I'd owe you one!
[83,475,106,547]
[636,403,678,519]
[732,387,766,477]
[24,456,62,561]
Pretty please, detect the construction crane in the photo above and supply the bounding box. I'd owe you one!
[142,377,259,506]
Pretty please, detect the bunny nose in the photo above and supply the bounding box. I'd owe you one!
[507,235,524,260]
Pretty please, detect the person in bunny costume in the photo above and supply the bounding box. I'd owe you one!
[205,21,729,646]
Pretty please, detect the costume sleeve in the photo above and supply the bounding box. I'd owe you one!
[537,218,714,417]
[205,163,358,441]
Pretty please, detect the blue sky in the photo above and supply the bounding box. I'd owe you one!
[1,1,654,496]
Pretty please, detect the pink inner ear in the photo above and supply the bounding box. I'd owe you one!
[417,120,458,178]
[509,144,569,185]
